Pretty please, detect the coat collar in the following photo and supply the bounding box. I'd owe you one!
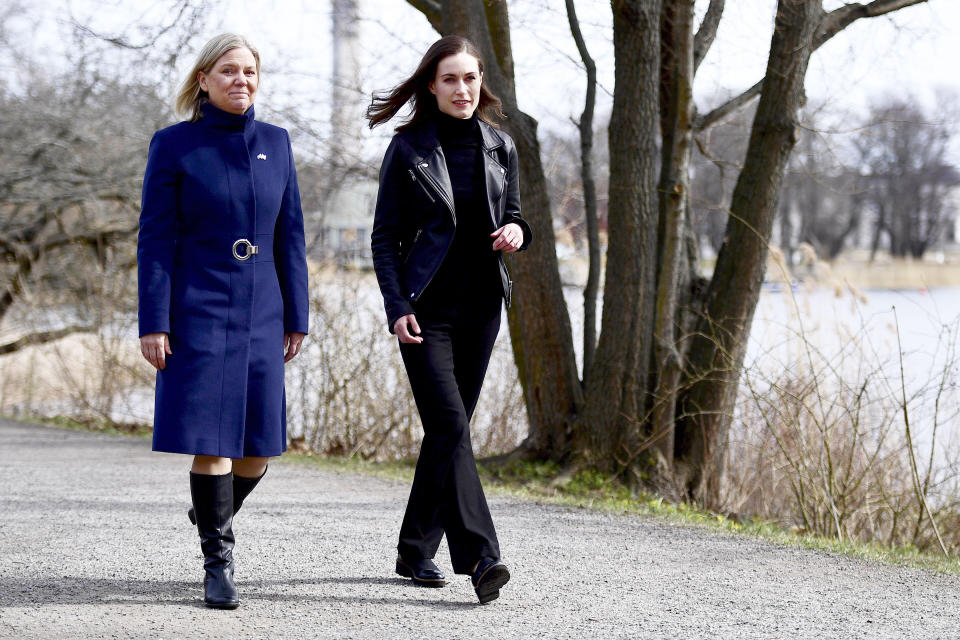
[409,117,505,153]
[198,102,257,138]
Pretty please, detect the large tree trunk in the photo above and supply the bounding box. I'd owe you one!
[427,0,583,457]
[577,0,662,472]
[675,0,821,504]
[505,112,584,457]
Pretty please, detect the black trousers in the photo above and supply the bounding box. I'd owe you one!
[397,296,502,574]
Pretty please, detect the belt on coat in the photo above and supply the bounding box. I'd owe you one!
[176,233,275,267]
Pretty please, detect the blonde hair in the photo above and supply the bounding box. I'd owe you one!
[175,33,261,122]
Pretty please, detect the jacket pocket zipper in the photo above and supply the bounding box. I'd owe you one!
[403,228,423,263]
[408,169,436,203]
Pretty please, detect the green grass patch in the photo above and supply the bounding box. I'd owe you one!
[11,413,153,438]
[472,460,960,575]
[280,448,417,481]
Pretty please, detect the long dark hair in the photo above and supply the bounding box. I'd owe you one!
[366,35,505,131]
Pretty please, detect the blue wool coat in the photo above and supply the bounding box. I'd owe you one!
[137,103,309,458]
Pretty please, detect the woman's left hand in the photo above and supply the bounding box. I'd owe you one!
[490,223,523,253]
[284,332,306,362]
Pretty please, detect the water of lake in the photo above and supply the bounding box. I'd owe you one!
[741,286,960,464]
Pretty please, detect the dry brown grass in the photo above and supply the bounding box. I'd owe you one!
[770,245,960,290]
[719,288,960,553]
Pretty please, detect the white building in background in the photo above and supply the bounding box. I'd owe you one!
[315,180,378,268]
[311,0,376,268]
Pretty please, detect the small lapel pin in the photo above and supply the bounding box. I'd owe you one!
[257,153,267,160]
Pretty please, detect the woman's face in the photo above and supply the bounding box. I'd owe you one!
[429,52,482,119]
[198,47,258,114]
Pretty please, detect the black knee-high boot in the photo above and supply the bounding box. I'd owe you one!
[188,467,267,525]
[189,472,239,609]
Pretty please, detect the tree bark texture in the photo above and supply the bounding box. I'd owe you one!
[675,0,821,504]
[577,0,661,471]
[650,0,695,466]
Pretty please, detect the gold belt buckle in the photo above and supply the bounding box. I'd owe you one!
[232,238,259,261]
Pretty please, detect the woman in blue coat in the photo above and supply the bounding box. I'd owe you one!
[137,33,309,610]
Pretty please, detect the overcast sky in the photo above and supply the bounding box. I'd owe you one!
[8,0,959,157]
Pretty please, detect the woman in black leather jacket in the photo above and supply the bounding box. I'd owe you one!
[367,35,531,605]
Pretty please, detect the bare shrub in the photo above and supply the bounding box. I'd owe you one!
[285,270,420,459]
[722,302,960,553]
[281,269,527,460]
[0,259,151,426]
[2,267,527,458]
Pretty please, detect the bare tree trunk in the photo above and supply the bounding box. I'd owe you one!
[577,0,662,472]
[870,200,886,261]
[650,0,695,468]
[675,0,820,504]
[564,0,601,388]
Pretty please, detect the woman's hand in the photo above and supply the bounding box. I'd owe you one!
[140,332,172,370]
[284,332,306,362]
[393,314,423,344]
[490,222,523,253]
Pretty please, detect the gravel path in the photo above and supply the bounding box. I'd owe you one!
[1,417,958,639]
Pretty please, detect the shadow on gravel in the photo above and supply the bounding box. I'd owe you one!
[241,577,478,609]
[0,577,197,607]
[250,576,403,586]
[1,576,479,610]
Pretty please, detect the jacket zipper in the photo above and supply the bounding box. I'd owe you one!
[491,161,507,229]
[408,169,436,203]
[404,161,457,302]
[406,162,458,302]
[415,162,455,222]
[403,228,422,264]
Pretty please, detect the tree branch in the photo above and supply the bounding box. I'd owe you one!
[0,325,97,356]
[693,0,724,73]
[405,0,443,32]
[696,0,928,132]
[69,0,194,50]
[817,0,928,49]
[695,79,762,131]
[39,224,139,254]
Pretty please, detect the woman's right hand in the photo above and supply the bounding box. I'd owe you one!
[393,314,423,344]
[140,332,172,370]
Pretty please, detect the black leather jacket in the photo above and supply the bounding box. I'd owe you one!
[370,119,532,331]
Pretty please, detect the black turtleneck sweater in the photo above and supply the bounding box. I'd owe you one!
[416,113,501,311]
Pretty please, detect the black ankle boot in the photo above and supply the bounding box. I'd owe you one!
[190,472,239,609]
[188,466,267,525]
